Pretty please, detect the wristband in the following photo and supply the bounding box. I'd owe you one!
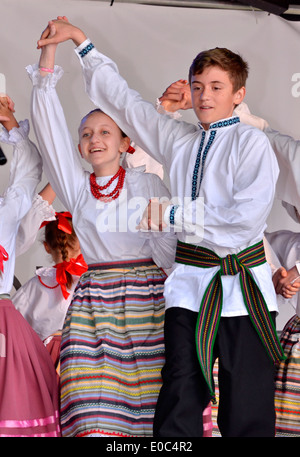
[296,260,300,275]
[39,67,54,73]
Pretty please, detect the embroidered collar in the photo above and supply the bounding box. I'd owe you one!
[198,116,240,130]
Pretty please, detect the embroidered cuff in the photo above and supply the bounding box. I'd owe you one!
[76,39,95,58]
[169,205,179,225]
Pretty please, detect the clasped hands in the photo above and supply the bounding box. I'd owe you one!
[137,199,171,231]
[273,265,300,299]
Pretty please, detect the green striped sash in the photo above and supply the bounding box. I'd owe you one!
[175,240,285,403]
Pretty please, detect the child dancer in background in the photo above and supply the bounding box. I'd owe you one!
[27,24,177,438]
[12,211,87,376]
[0,97,60,437]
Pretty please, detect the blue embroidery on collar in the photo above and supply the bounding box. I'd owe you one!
[209,116,240,129]
[191,130,216,200]
[198,116,240,130]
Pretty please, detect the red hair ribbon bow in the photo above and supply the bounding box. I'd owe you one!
[127,145,135,154]
[54,253,88,299]
[40,211,73,234]
[0,245,9,273]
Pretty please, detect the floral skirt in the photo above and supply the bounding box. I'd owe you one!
[60,259,167,437]
[275,314,300,436]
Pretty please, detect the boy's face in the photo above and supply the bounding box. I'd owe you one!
[190,65,245,130]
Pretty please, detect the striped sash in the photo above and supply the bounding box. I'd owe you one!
[175,240,285,403]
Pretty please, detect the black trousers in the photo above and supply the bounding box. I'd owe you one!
[153,307,276,437]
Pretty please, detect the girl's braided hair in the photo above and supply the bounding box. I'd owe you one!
[44,216,78,289]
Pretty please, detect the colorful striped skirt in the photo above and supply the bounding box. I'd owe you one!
[275,314,300,436]
[60,259,167,437]
[0,299,60,437]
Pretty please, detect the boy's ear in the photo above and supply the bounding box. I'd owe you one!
[234,86,246,105]
[78,144,83,157]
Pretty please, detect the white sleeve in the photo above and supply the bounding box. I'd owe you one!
[16,194,56,257]
[26,64,86,212]
[74,40,197,173]
[0,120,42,227]
[138,174,176,269]
[265,127,300,213]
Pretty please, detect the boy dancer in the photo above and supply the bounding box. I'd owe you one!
[36,17,284,437]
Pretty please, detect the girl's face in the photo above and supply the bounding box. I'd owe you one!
[78,111,130,176]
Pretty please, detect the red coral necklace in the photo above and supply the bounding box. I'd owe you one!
[90,166,126,202]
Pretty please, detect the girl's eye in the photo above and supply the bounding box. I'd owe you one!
[102,130,109,135]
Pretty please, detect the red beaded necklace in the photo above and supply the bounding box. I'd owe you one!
[90,166,126,202]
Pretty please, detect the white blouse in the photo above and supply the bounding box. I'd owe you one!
[27,64,176,270]
[12,266,78,341]
[69,40,280,317]
[0,121,42,295]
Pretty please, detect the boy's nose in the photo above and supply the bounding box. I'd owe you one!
[200,87,210,99]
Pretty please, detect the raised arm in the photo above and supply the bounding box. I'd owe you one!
[37,18,196,171]
[27,22,86,212]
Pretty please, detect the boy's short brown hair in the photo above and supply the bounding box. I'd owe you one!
[188,47,249,93]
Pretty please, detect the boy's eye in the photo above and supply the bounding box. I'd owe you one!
[82,132,90,138]
[102,130,109,135]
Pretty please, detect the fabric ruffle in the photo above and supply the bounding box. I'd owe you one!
[26,64,64,90]
[0,119,29,144]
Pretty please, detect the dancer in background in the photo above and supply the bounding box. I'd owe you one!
[0,96,60,437]
[12,210,87,376]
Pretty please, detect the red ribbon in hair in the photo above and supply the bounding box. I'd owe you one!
[127,145,135,154]
[0,245,9,273]
[40,211,73,234]
[54,253,88,299]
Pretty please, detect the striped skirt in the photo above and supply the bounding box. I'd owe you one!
[60,259,167,437]
[275,314,300,436]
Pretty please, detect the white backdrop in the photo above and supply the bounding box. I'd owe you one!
[1,0,300,328]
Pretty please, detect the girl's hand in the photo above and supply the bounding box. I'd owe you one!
[37,16,87,49]
[159,79,192,113]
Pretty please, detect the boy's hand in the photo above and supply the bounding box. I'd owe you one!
[159,79,192,113]
[37,16,87,49]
